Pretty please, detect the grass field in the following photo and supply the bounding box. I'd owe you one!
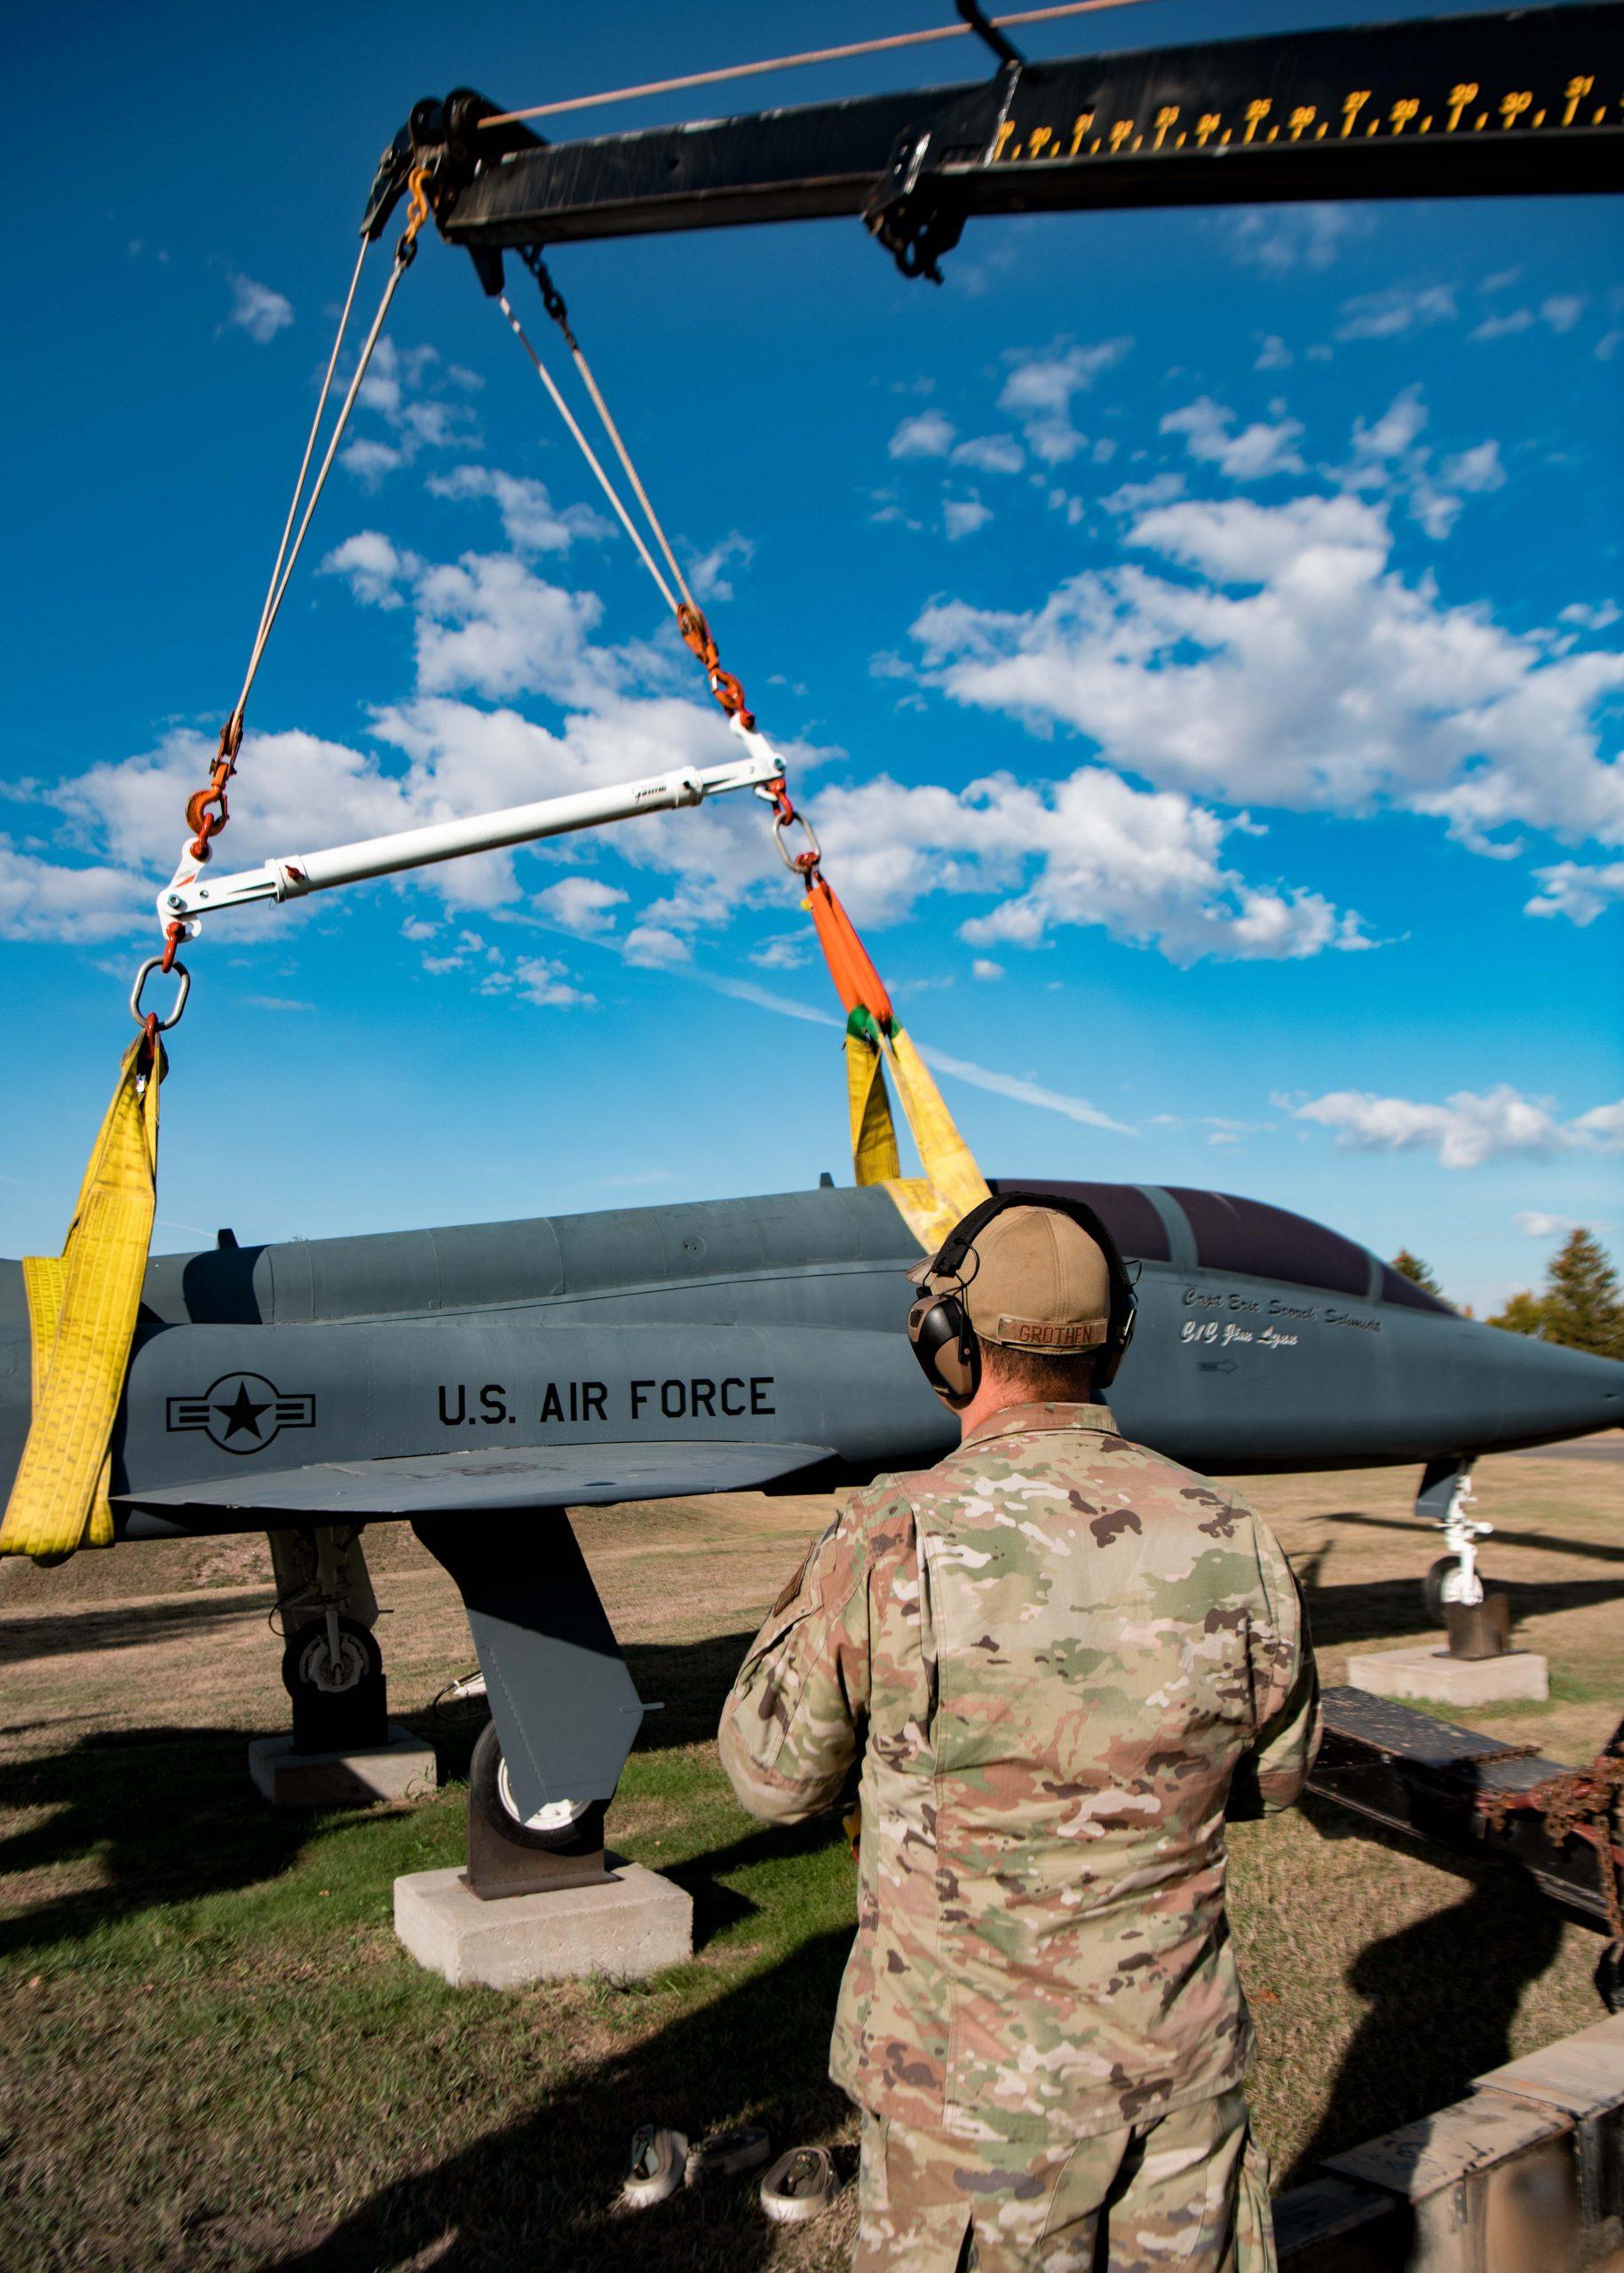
[2,1441,1620,2272]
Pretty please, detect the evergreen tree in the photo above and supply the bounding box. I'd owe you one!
[1488,1229,1624,1358]
[1391,1248,1444,1297]
[1487,1287,1550,1337]
[1542,1227,1624,1359]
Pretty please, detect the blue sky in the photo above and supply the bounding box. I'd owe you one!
[4,0,1620,1314]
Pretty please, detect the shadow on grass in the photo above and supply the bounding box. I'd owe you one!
[265,1918,858,2273]
[0,1590,276,1665]
[0,1625,787,1968]
[1300,1570,1624,1652]
[1319,1506,1624,1566]
[0,1727,337,1960]
[1282,1795,1568,2187]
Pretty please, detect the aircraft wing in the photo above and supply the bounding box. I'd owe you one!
[113,1437,836,1517]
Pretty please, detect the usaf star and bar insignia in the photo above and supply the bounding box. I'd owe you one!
[165,1374,316,1456]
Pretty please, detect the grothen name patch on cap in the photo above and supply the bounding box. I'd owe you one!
[993,1316,1108,1350]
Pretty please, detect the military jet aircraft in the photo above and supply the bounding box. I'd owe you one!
[8,4,1620,1869]
[3,1174,1615,1848]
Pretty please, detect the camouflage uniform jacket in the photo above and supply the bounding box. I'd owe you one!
[717,1402,1319,2145]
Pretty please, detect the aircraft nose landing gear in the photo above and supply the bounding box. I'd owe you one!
[1418,1461,1512,1661]
[272,1526,390,1753]
[281,1613,387,1753]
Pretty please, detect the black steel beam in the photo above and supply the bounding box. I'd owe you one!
[1309,1686,1620,1930]
[436,5,1623,255]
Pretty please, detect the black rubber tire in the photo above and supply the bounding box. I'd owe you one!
[1422,1556,1456,1626]
[280,1614,383,1699]
[468,1720,604,1855]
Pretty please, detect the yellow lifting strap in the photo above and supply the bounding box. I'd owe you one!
[846,1028,901,1186]
[845,1018,991,1252]
[0,1036,163,1562]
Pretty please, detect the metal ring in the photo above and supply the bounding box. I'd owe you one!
[131,955,191,1033]
[772,808,821,874]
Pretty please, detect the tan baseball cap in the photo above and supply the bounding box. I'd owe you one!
[911,1204,1113,1351]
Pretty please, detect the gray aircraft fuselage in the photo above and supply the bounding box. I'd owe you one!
[1,1176,1616,1535]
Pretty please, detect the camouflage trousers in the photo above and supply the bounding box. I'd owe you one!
[852,2088,1275,2273]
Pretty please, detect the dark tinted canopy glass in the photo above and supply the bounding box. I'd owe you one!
[1377,1261,1456,1315]
[988,1180,1172,1263]
[1164,1186,1374,1298]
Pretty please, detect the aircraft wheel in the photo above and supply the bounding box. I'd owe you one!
[469,1720,602,1854]
[281,1614,382,1699]
[1422,1556,1455,1624]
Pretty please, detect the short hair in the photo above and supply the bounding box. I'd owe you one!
[977,1335,1098,1405]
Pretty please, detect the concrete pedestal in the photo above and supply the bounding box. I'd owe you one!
[394,1858,693,1989]
[1346,1643,1549,1707]
[248,1723,438,1808]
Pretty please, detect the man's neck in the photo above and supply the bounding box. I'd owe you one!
[957,1374,1065,1439]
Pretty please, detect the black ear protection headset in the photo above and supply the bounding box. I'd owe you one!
[905,1192,1137,1410]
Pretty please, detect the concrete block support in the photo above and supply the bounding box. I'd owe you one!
[1345,1643,1549,1707]
[248,1723,438,1808]
[393,1859,693,1989]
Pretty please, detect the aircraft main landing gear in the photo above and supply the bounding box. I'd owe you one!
[465,1720,607,1898]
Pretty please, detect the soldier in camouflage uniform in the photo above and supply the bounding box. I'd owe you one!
[719,1198,1319,2270]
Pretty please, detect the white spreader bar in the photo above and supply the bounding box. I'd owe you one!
[158,726,787,935]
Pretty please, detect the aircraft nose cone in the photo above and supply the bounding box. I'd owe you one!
[1492,1331,1624,1451]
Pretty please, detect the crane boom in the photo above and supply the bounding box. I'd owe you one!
[378,5,1623,286]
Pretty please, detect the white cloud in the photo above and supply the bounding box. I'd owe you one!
[1100,472,1184,517]
[1438,439,1506,495]
[908,490,1624,855]
[1524,859,1624,927]
[227,273,293,344]
[342,339,478,484]
[1471,294,1587,345]
[412,554,606,705]
[0,840,146,942]
[1335,283,1456,342]
[1160,397,1304,480]
[915,1042,1132,1133]
[485,954,592,1009]
[1515,1209,1573,1239]
[889,410,956,460]
[535,875,628,934]
[808,765,1366,965]
[622,923,691,967]
[1292,1084,1624,1169]
[685,530,756,602]
[943,492,993,542]
[1339,385,1499,540]
[951,433,1025,475]
[1348,384,1429,466]
[711,976,1130,1131]
[1224,205,1362,275]
[337,439,404,488]
[321,530,417,609]
[971,957,1003,981]
[428,466,606,552]
[996,339,1130,465]
[1254,336,1294,372]
[1470,307,1534,343]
